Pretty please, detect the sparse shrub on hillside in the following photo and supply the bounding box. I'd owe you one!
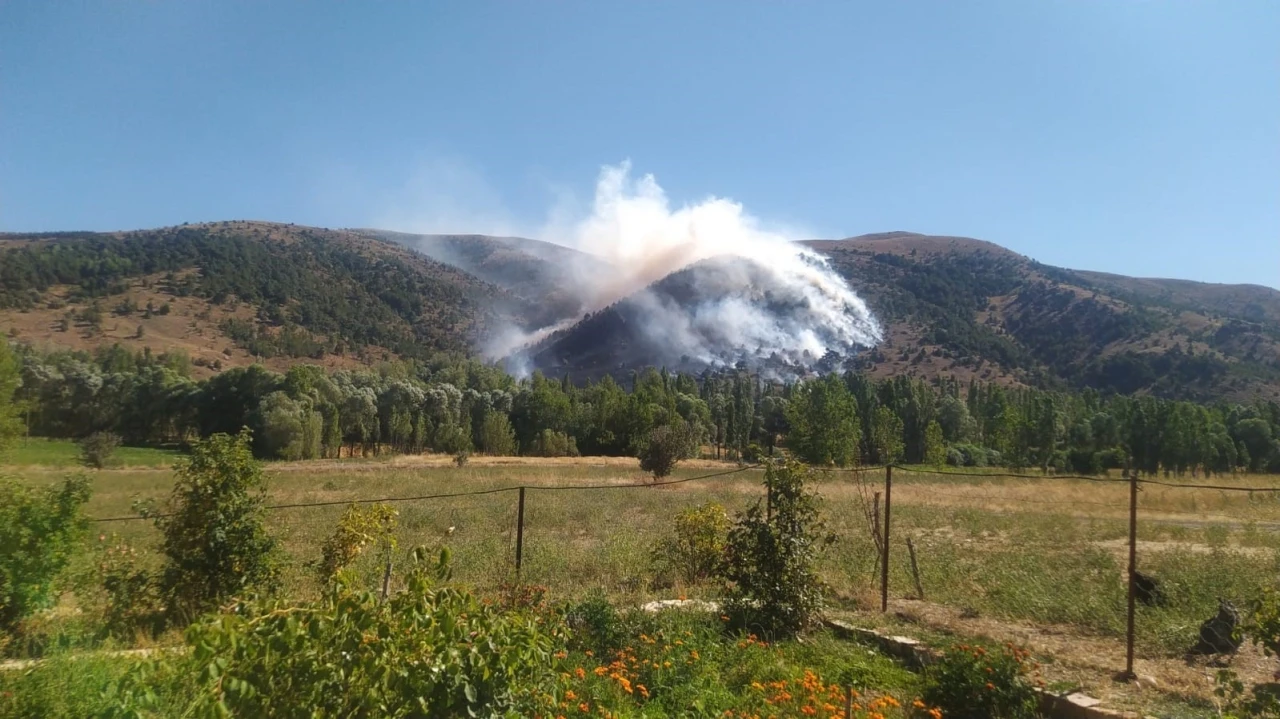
[77,431,120,469]
[0,475,91,631]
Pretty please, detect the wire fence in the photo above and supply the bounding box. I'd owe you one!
[82,459,1280,682]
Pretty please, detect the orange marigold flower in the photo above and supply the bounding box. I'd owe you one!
[574,667,586,680]
[564,690,576,701]
[637,684,649,698]
[985,682,995,690]
[578,702,590,713]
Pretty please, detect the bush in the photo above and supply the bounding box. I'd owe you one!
[116,549,568,718]
[720,458,827,638]
[1216,668,1280,719]
[77,432,120,469]
[148,429,277,621]
[638,421,691,479]
[0,475,91,631]
[317,503,398,582]
[92,535,163,640]
[922,641,1041,719]
[565,591,628,658]
[651,502,730,586]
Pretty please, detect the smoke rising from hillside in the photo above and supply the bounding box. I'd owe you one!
[503,162,883,374]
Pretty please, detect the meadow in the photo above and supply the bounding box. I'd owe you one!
[6,443,1280,715]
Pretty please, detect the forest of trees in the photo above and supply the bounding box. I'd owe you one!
[4,339,1280,477]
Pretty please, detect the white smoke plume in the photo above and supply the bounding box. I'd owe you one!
[503,162,883,374]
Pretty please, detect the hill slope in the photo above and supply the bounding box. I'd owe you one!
[0,221,530,375]
[807,233,1280,401]
[354,230,608,327]
[3,222,1276,401]
[521,231,1280,401]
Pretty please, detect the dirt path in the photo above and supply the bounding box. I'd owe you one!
[839,598,1276,715]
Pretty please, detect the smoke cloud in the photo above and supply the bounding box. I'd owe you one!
[501,161,883,375]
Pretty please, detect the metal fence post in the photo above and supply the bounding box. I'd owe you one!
[1124,461,1138,679]
[881,465,893,613]
[515,486,526,578]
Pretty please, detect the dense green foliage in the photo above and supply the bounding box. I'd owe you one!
[9,337,1280,475]
[922,642,1041,719]
[149,430,277,621]
[650,502,730,586]
[0,475,91,631]
[0,223,511,358]
[77,431,120,469]
[722,459,827,638]
[0,340,22,452]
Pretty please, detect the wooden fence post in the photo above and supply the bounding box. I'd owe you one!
[515,486,526,578]
[1124,460,1138,679]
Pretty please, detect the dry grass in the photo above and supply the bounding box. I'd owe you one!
[8,456,1279,714]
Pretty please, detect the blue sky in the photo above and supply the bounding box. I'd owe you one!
[2,1,1277,288]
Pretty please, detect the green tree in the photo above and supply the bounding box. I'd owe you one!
[871,406,906,465]
[784,374,859,466]
[720,459,826,637]
[0,475,91,630]
[480,411,518,455]
[0,341,23,451]
[638,421,692,479]
[152,429,277,620]
[924,420,947,467]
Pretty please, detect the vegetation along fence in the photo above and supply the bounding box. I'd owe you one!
[86,460,1280,682]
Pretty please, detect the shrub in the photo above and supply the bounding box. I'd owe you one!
[720,458,827,638]
[148,429,276,621]
[77,431,120,469]
[317,503,398,582]
[922,642,1040,719]
[1215,668,1280,719]
[0,475,91,631]
[638,421,691,479]
[117,549,568,718]
[453,451,469,467]
[564,591,628,658]
[651,501,730,585]
[92,535,163,640]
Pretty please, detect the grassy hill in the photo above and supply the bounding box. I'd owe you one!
[0,221,530,375]
[352,229,607,327]
[809,232,1280,401]
[3,222,1276,401]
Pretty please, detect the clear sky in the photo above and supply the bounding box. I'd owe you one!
[2,2,1277,288]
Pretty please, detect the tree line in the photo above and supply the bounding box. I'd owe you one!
[3,340,1279,476]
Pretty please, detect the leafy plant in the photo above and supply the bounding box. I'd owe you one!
[147,429,277,621]
[0,475,91,632]
[92,534,162,640]
[1215,668,1280,719]
[651,501,730,585]
[720,458,827,638]
[317,502,398,582]
[922,641,1041,719]
[77,431,120,469]
[638,421,691,479]
[117,548,568,718]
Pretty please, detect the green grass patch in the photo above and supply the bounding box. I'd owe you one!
[1,437,181,468]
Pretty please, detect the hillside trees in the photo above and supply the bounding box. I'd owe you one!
[4,339,1280,476]
[785,374,859,466]
[0,341,23,450]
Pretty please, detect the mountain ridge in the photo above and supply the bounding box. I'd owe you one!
[2,222,1277,401]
